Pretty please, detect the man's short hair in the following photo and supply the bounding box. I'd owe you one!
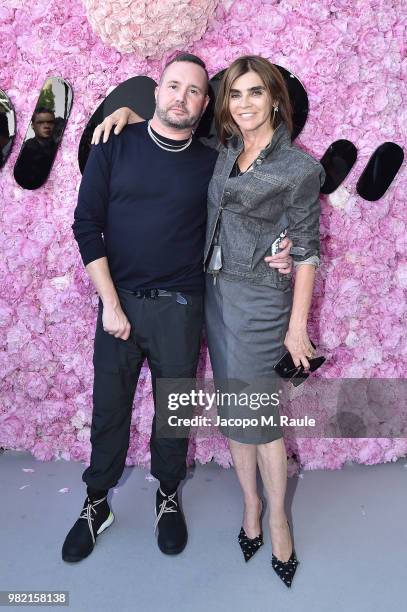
[161,53,209,88]
[32,107,55,123]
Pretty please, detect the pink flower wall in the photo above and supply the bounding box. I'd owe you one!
[0,0,406,474]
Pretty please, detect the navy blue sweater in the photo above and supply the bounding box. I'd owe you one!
[72,122,218,293]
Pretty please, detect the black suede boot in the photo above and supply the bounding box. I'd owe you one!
[62,489,114,562]
[154,487,187,555]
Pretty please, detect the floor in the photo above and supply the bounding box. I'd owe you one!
[1,449,406,612]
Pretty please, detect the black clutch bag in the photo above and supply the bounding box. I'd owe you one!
[273,340,326,387]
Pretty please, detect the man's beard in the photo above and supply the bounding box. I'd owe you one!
[156,103,200,130]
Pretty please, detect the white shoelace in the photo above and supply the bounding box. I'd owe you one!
[79,495,108,545]
[154,488,178,533]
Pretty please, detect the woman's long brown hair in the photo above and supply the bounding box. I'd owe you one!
[215,55,293,145]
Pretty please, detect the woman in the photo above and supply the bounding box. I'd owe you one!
[92,55,325,587]
[203,56,324,588]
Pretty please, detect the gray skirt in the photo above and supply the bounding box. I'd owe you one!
[204,272,293,444]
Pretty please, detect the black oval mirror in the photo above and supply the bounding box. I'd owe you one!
[0,89,16,170]
[194,69,224,148]
[320,139,358,194]
[78,76,156,173]
[13,77,73,190]
[356,142,404,201]
[277,66,308,141]
[195,65,308,146]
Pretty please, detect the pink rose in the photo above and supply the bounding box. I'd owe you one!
[46,422,65,437]
[18,372,49,400]
[36,400,66,425]
[44,2,73,26]
[32,439,55,461]
[20,338,53,371]
[54,372,81,397]
[90,40,121,65]
[0,350,20,380]
[68,441,88,461]
[46,387,65,401]
[0,414,25,447]
[358,28,388,60]
[338,56,360,85]
[311,45,339,78]
[287,25,317,54]
[0,32,17,63]
[16,302,45,334]
[59,19,91,49]
[36,21,59,41]
[6,321,31,354]
[394,263,407,289]
[0,301,14,328]
[0,7,14,23]
[28,220,56,247]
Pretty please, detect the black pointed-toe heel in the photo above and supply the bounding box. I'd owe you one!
[271,521,299,588]
[238,527,264,562]
[238,500,264,562]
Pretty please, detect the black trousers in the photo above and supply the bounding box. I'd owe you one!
[82,288,203,491]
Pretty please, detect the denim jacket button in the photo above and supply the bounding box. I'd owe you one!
[224,191,231,196]
[255,159,262,165]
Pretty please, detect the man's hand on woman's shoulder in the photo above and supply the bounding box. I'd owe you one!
[91,107,145,145]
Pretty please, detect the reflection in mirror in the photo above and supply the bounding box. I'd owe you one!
[0,89,16,170]
[13,77,73,190]
[320,140,358,194]
[356,142,404,201]
[78,76,156,173]
[195,65,308,146]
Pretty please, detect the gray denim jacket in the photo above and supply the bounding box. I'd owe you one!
[203,122,326,288]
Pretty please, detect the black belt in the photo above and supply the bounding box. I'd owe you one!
[117,287,188,304]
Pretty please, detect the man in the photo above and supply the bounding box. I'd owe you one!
[63,53,293,563]
[14,107,56,189]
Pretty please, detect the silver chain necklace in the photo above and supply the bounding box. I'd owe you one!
[147,120,193,152]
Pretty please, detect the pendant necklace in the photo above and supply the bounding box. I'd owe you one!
[235,160,254,177]
[235,136,273,176]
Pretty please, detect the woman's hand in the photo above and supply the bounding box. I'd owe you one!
[283,326,315,370]
[264,237,293,273]
[91,107,144,145]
